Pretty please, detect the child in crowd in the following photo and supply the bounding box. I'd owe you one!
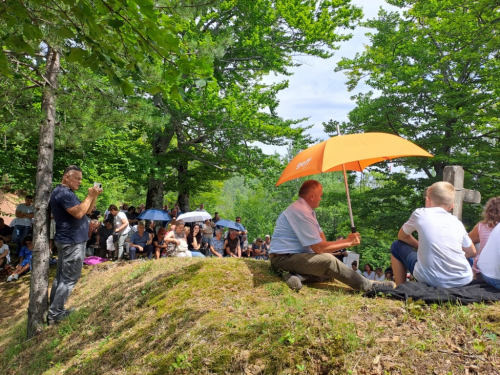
[7,236,33,282]
[391,181,476,287]
[351,260,362,275]
[468,197,500,278]
[0,237,10,269]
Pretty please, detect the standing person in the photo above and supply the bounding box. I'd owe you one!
[108,205,130,260]
[202,219,215,246]
[48,165,102,325]
[269,180,394,291]
[235,216,247,250]
[13,195,34,252]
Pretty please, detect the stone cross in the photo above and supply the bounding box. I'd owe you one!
[423,166,481,220]
[443,166,481,220]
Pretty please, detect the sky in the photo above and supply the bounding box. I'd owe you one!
[260,0,398,155]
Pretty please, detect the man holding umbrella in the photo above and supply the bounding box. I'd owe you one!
[269,180,394,291]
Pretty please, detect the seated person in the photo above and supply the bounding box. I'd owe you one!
[476,220,500,289]
[165,220,190,257]
[252,238,265,258]
[351,260,362,275]
[153,227,168,259]
[391,181,476,287]
[224,229,241,258]
[0,237,11,269]
[0,218,13,244]
[129,221,154,260]
[363,263,376,280]
[374,267,385,281]
[269,180,394,291]
[7,236,33,282]
[186,224,206,258]
[209,229,225,258]
[96,219,115,258]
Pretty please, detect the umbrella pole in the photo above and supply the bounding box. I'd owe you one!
[337,124,356,233]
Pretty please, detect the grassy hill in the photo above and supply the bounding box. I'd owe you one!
[1,258,500,374]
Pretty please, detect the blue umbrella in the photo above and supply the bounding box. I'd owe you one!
[137,209,172,221]
[216,219,246,231]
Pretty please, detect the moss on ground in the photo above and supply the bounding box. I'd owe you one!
[1,258,500,374]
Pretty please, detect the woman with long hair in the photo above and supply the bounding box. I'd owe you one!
[187,224,206,258]
[363,263,375,280]
[469,197,500,278]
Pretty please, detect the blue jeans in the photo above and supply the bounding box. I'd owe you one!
[13,225,31,254]
[190,251,205,258]
[482,274,500,290]
[391,240,418,274]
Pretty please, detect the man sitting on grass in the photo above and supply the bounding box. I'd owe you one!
[269,180,395,291]
[391,181,476,287]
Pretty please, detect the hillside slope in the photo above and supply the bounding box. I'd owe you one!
[1,258,500,374]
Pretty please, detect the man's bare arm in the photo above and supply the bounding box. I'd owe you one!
[67,187,101,219]
[463,243,476,258]
[397,227,419,249]
[310,233,360,254]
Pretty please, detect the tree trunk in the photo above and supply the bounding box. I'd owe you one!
[177,159,190,213]
[145,94,175,209]
[27,48,60,338]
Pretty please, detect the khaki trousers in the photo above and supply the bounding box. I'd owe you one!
[270,253,373,292]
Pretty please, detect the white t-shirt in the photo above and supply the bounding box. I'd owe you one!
[16,204,34,226]
[363,271,376,280]
[355,269,362,275]
[402,207,473,288]
[375,274,386,282]
[114,212,130,235]
[477,223,500,280]
[0,244,10,263]
[106,235,115,251]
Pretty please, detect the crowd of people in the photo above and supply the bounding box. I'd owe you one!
[2,180,500,296]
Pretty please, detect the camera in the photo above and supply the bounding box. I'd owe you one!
[94,182,102,189]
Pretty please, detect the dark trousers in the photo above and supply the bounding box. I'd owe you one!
[129,245,153,260]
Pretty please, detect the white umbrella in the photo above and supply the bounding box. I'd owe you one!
[176,211,212,223]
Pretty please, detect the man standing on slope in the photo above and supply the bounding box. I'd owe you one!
[48,165,102,325]
[269,180,394,291]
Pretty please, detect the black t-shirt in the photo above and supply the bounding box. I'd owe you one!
[50,184,89,244]
[97,226,114,248]
[0,225,12,238]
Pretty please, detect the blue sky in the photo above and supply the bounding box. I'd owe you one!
[260,0,398,155]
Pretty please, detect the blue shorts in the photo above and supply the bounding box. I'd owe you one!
[391,240,418,274]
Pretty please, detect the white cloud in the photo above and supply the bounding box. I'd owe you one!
[259,0,398,155]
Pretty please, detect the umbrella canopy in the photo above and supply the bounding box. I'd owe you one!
[177,211,212,223]
[275,132,433,186]
[275,131,433,233]
[137,209,172,221]
[215,219,246,231]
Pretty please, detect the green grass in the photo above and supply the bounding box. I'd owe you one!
[1,258,500,374]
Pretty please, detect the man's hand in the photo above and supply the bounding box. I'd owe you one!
[347,232,361,246]
[137,245,143,252]
[88,185,103,198]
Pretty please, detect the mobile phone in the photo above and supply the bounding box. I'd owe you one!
[94,182,102,189]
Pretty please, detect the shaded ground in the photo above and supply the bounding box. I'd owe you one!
[1,258,500,374]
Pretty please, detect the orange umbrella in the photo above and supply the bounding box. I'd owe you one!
[276,131,433,232]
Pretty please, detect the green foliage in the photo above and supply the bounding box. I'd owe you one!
[327,0,500,234]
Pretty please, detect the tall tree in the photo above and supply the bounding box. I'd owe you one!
[327,0,500,232]
[145,0,364,211]
[1,0,212,336]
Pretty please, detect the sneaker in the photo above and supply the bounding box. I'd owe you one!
[47,309,74,326]
[13,274,19,280]
[282,272,303,291]
[6,275,14,282]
